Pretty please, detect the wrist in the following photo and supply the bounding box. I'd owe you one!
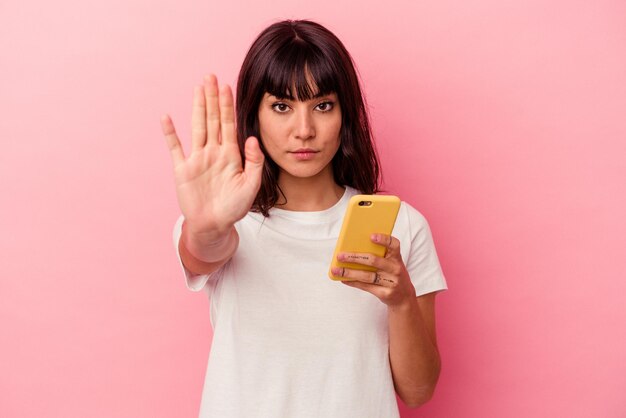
[182,221,237,263]
[184,219,232,240]
[388,295,419,314]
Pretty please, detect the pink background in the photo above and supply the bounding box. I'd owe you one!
[1,0,625,417]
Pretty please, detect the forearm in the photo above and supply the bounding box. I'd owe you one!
[179,220,239,275]
[388,298,441,408]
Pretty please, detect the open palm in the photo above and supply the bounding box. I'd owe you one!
[161,74,264,236]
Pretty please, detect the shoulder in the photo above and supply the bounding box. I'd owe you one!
[395,200,429,237]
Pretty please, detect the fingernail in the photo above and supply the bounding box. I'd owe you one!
[337,253,345,261]
[331,267,341,275]
[371,234,379,242]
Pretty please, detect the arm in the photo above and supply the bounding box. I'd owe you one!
[331,233,444,408]
[161,74,264,279]
[388,292,440,408]
[178,220,239,275]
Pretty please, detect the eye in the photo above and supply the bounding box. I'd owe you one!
[271,102,290,113]
[315,101,334,112]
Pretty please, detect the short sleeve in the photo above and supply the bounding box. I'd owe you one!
[401,204,448,296]
[172,215,224,292]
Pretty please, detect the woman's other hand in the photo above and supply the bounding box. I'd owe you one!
[161,74,264,239]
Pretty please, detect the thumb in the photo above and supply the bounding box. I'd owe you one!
[243,136,265,183]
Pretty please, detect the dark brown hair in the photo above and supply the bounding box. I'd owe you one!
[236,19,381,216]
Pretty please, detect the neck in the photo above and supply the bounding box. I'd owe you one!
[276,168,345,211]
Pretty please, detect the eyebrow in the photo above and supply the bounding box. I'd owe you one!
[267,92,335,101]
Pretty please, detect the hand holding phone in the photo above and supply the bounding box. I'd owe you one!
[329,194,401,281]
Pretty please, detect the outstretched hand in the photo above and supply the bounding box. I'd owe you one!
[161,74,265,238]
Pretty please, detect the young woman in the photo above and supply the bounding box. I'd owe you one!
[161,19,447,418]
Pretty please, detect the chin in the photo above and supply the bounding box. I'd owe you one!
[280,164,329,180]
[286,169,326,179]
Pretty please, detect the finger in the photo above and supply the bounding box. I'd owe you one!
[341,279,386,297]
[204,74,220,145]
[332,267,396,287]
[160,114,185,167]
[219,84,237,147]
[371,233,401,257]
[243,136,265,189]
[336,252,393,271]
[191,85,207,152]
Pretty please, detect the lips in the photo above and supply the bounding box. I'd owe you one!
[290,149,318,161]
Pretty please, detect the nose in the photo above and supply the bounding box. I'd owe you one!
[293,110,315,140]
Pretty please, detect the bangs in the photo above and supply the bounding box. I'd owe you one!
[263,43,338,100]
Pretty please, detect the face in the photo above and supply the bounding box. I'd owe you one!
[257,90,342,182]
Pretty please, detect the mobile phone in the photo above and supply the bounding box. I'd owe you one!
[328,194,401,281]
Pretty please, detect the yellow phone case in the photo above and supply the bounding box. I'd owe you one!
[329,194,401,280]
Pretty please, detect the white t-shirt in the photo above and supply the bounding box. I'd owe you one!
[172,186,447,418]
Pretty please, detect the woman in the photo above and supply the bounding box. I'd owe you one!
[161,19,447,418]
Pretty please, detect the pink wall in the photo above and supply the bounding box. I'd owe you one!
[1,1,625,417]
